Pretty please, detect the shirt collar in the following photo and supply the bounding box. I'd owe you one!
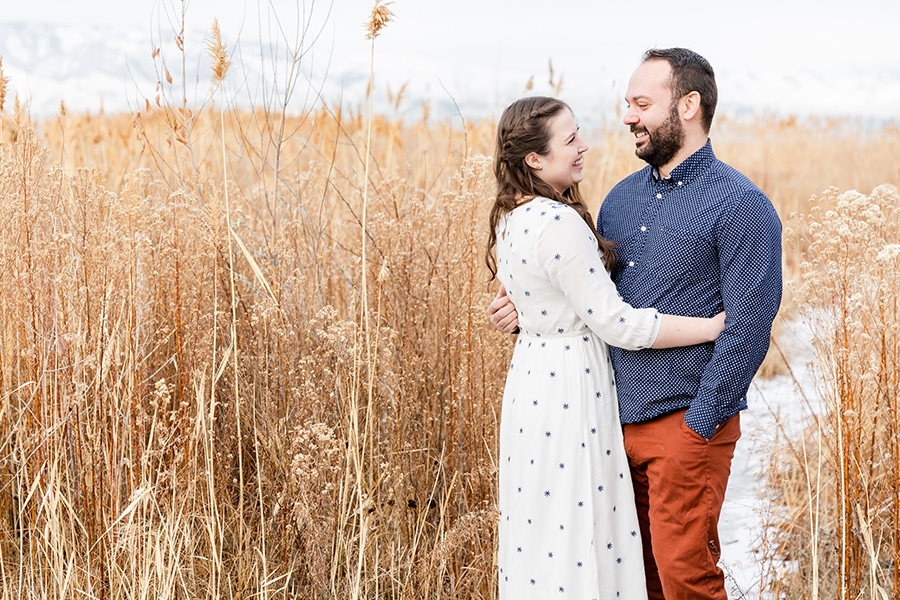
[650,139,715,186]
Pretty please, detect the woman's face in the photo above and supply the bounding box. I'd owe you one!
[530,109,588,194]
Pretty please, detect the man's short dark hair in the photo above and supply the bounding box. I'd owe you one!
[642,48,717,133]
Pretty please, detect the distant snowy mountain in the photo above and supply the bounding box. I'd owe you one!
[1,22,154,115]
[0,21,896,126]
[0,21,377,118]
[0,20,489,122]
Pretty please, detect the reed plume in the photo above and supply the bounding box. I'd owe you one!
[0,56,8,113]
[205,18,231,84]
[365,1,394,39]
[0,56,8,141]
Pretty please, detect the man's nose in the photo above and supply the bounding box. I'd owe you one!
[623,108,638,126]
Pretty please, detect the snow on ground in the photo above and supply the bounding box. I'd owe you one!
[720,319,819,599]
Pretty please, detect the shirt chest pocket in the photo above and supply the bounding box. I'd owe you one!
[643,227,716,279]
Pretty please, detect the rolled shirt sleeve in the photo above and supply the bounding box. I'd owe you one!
[686,190,782,438]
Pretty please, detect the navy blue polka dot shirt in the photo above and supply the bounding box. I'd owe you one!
[598,140,782,439]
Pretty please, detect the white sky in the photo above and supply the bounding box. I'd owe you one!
[3,0,898,121]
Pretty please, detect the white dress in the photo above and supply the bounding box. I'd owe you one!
[496,198,660,600]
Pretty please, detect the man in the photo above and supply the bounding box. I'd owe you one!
[488,48,782,599]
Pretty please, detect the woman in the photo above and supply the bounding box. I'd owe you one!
[486,96,724,599]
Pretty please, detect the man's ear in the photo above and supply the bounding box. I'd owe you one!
[682,91,702,123]
[524,152,542,171]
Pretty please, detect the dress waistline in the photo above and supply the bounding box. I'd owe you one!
[518,327,592,339]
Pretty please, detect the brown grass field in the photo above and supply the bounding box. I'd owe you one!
[0,18,898,599]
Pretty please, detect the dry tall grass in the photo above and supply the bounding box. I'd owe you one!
[1,32,899,598]
[757,185,899,599]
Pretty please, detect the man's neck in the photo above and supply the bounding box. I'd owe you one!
[656,134,708,179]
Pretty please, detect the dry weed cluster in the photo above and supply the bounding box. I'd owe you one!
[759,185,900,599]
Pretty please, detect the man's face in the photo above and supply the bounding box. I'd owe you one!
[623,59,686,169]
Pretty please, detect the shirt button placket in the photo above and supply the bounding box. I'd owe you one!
[626,182,665,278]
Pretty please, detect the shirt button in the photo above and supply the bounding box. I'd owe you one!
[641,226,647,232]
[628,261,635,267]
[677,181,683,186]
[656,193,662,199]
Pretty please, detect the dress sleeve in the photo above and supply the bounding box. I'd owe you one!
[534,203,661,350]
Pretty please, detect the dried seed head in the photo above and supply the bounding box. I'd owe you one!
[0,56,9,114]
[365,1,394,40]
[206,19,231,83]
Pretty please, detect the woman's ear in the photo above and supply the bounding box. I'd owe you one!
[524,152,542,171]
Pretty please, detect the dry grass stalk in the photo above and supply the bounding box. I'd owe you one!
[353,6,396,597]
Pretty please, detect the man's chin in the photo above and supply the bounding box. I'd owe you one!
[635,147,657,166]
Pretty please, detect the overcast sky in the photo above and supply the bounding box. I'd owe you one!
[3,0,898,122]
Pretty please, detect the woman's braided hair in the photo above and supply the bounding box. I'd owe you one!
[486,96,615,280]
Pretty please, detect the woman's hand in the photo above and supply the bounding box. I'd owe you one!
[710,311,726,340]
[488,284,519,334]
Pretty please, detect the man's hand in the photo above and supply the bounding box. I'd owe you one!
[488,284,519,334]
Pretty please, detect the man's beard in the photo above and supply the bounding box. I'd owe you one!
[632,102,684,168]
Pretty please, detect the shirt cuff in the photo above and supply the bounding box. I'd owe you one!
[684,401,720,440]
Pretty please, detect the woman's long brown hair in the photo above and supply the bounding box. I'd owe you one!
[486,96,615,280]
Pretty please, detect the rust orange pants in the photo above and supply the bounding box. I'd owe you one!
[623,409,740,600]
